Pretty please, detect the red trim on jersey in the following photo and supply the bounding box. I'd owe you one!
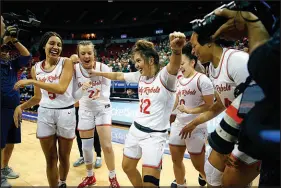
[179,72,198,86]
[140,75,157,84]
[210,49,230,79]
[177,75,183,80]
[143,160,162,169]
[73,63,77,79]
[196,73,203,93]
[58,58,65,78]
[226,50,241,82]
[226,105,243,124]
[79,61,97,78]
[160,77,176,92]
[40,57,61,73]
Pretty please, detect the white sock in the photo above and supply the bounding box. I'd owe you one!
[87,169,93,177]
[58,180,66,186]
[96,157,101,160]
[177,183,187,187]
[109,170,116,179]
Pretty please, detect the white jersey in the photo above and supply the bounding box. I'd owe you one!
[175,72,214,128]
[74,62,111,111]
[209,48,249,107]
[35,57,75,108]
[124,67,177,131]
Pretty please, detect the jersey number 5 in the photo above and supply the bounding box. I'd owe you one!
[140,99,151,114]
[48,92,56,100]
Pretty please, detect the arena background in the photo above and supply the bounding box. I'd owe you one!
[2,1,279,186]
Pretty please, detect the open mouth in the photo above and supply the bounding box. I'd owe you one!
[139,68,143,74]
[83,60,91,64]
[50,49,59,56]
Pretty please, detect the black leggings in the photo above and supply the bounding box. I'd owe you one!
[75,107,102,158]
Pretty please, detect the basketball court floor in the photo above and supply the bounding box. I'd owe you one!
[8,120,260,187]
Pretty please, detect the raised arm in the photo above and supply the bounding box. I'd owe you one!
[13,66,41,127]
[166,32,186,75]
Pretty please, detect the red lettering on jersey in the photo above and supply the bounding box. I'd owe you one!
[216,83,231,94]
[138,86,160,95]
[78,80,101,88]
[182,89,196,96]
[38,75,60,83]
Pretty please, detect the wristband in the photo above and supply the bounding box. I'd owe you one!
[12,39,19,44]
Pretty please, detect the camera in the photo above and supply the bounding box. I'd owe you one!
[2,11,41,38]
[190,1,276,45]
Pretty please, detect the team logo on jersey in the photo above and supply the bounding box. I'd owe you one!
[177,89,196,96]
[216,83,231,94]
[37,75,60,83]
[78,80,101,88]
[138,86,160,95]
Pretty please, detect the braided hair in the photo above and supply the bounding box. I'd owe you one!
[38,31,63,61]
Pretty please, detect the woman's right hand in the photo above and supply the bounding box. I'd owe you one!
[13,106,22,128]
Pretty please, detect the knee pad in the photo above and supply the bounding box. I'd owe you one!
[143,175,159,187]
[204,159,223,186]
[82,137,94,165]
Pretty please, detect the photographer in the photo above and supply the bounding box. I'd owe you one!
[210,4,280,187]
[1,16,31,187]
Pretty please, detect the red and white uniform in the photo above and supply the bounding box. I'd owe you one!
[208,48,259,165]
[34,57,76,139]
[123,67,177,168]
[73,62,112,130]
[169,73,214,154]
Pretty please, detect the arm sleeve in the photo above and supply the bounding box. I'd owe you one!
[159,66,177,91]
[227,52,250,85]
[199,74,215,96]
[124,71,141,83]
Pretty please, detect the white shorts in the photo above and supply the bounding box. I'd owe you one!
[169,121,207,154]
[37,106,76,139]
[78,105,112,131]
[231,145,260,165]
[123,124,168,169]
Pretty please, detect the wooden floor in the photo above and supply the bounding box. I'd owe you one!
[8,120,259,187]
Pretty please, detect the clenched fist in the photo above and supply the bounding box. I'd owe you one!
[169,31,186,51]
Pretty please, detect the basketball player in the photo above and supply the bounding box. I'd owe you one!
[72,41,119,188]
[13,32,78,188]
[181,32,260,187]
[88,32,186,187]
[70,54,103,169]
[169,43,214,187]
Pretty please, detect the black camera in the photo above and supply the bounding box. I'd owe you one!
[190,1,276,45]
[3,11,41,38]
